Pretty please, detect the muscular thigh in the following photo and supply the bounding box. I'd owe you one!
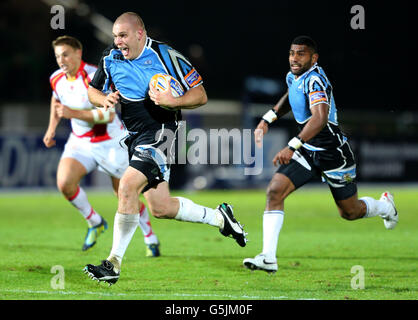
[119,166,148,194]
[57,157,87,185]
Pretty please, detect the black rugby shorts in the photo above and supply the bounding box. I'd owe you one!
[277,142,357,201]
[123,124,178,193]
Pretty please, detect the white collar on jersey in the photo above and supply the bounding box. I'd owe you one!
[294,62,318,81]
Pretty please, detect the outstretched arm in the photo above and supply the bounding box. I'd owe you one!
[254,90,291,147]
[55,102,115,123]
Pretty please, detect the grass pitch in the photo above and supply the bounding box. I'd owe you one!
[0,187,417,300]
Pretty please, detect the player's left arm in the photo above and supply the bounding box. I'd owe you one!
[273,103,329,166]
[149,84,207,110]
[55,103,115,124]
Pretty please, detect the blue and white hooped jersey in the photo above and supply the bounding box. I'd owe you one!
[286,63,346,150]
[90,37,203,134]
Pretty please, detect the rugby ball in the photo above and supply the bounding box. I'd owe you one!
[149,73,184,97]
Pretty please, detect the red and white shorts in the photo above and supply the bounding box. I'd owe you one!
[61,133,128,179]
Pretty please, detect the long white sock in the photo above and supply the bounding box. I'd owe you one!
[174,197,224,228]
[67,186,101,227]
[360,197,392,218]
[262,210,284,262]
[138,203,159,245]
[107,212,139,273]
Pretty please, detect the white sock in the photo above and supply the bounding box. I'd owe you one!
[174,197,224,228]
[67,186,101,227]
[262,210,284,261]
[107,212,139,273]
[138,203,159,245]
[360,197,392,218]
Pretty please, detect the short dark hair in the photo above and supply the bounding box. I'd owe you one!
[291,35,318,53]
[52,35,82,51]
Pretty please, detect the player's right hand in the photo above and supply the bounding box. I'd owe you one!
[103,90,120,110]
[43,130,56,148]
[254,120,268,148]
[272,147,293,166]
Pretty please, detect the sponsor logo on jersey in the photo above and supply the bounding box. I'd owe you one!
[184,69,202,87]
[309,91,327,105]
[113,53,125,61]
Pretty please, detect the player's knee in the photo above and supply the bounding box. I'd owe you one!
[117,180,138,203]
[266,184,285,207]
[57,179,77,199]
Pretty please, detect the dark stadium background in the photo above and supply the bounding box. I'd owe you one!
[0,0,416,189]
[1,0,414,108]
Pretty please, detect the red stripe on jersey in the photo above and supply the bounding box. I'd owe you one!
[72,124,111,143]
[80,69,91,88]
[76,61,91,89]
[50,72,65,92]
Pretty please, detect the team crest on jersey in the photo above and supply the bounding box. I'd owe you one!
[184,69,202,87]
[309,91,327,105]
[343,173,354,183]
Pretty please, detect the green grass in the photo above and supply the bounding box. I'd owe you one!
[0,187,417,300]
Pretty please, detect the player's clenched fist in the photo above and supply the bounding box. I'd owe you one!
[43,129,56,148]
[103,90,120,110]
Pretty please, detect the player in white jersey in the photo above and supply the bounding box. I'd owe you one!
[43,36,160,256]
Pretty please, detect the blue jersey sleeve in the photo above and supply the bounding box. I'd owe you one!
[157,43,203,90]
[304,72,331,107]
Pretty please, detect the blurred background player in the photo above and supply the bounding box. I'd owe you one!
[243,35,398,273]
[84,12,247,285]
[43,35,160,256]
